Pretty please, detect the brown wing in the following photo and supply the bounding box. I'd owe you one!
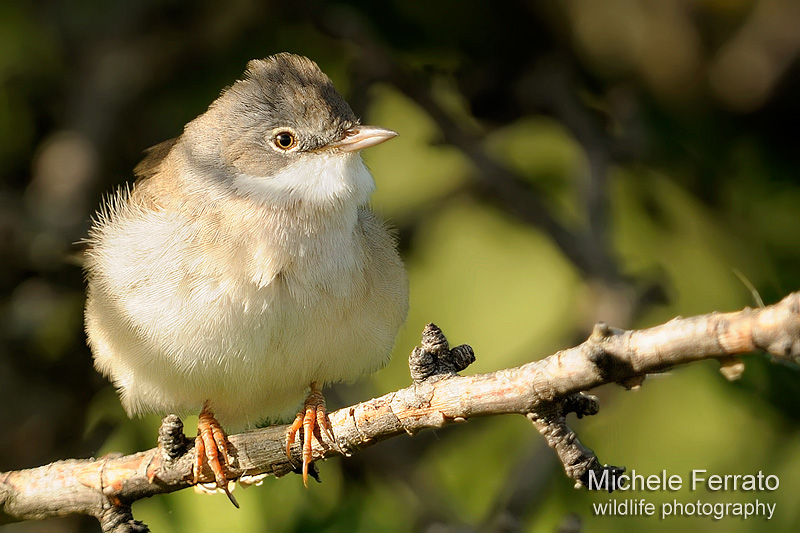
[133,138,179,181]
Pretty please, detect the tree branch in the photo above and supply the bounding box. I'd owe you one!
[2,292,799,531]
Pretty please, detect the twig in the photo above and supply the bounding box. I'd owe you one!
[2,292,799,531]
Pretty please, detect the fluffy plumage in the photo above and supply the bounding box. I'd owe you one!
[84,53,408,429]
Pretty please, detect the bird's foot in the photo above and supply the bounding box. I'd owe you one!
[286,382,334,487]
[194,402,239,508]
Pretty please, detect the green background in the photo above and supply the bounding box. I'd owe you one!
[1,1,799,531]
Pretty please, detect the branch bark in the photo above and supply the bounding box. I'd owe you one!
[2,292,799,531]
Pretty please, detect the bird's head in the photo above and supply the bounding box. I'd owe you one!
[182,53,396,210]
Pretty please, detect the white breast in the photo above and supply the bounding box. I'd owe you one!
[85,152,407,428]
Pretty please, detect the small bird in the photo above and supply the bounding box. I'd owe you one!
[83,53,409,502]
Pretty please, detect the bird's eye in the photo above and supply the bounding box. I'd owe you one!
[273,131,297,150]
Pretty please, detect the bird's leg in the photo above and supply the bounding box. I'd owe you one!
[194,401,239,507]
[286,382,335,487]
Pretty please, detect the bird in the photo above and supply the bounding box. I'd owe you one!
[83,53,409,503]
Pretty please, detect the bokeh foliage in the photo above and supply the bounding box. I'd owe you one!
[1,1,799,531]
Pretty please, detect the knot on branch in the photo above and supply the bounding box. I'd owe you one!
[585,322,644,389]
[99,505,149,533]
[755,292,800,364]
[157,415,188,462]
[409,323,475,384]
[528,394,623,490]
[562,393,599,419]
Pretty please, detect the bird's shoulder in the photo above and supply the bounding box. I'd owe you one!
[133,138,180,182]
[86,138,187,258]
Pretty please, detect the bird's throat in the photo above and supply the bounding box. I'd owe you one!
[230,151,375,211]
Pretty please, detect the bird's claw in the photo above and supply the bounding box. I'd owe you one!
[194,403,239,508]
[285,382,334,487]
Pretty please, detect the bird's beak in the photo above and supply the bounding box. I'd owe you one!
[331,125,398,152]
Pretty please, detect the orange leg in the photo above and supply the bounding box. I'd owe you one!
[194,402,239,507]
[285,382,334,487]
